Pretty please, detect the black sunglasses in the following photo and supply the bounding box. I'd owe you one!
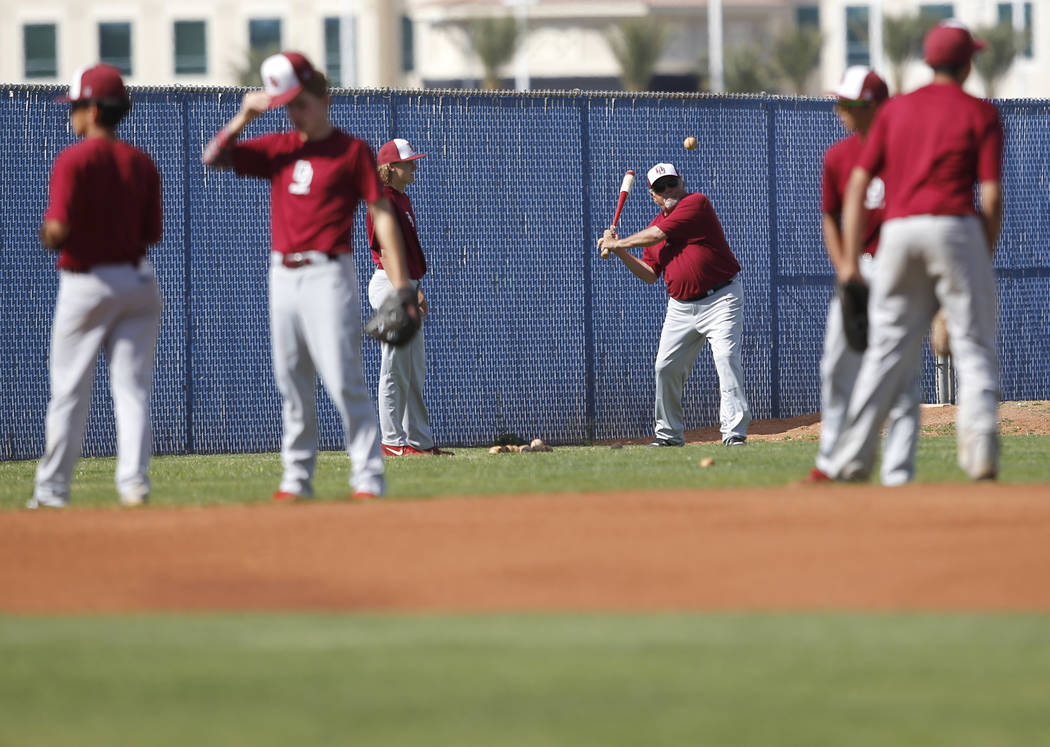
[651,176,680,194]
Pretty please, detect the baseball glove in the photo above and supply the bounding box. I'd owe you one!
[365,288,420,347]
[837,280,870,352]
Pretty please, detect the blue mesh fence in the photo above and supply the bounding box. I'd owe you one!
[2,87,1048,459]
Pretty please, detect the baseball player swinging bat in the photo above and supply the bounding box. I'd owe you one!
[601,169,635,258]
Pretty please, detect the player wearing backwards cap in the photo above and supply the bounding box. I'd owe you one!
[823,20,1004,482]
[598,164,751,447]
[202,51,418,501]
[811,67,921,486]
[366,139,452,456]
[29,64,163,508]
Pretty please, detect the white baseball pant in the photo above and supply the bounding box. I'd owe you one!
[34,262,162,506]
[654,278,751,445]
[269,252,385,497]
[828,215,999,481]
[367,269,434,451]
[816,254,921,485]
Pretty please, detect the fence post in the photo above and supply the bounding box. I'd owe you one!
[579,96,596,442]
[765,99,781,419]
[181,93,195,454]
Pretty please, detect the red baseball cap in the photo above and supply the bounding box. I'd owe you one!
[924,20,986,67]
[377,138,427,165]
[57,64,128,103]
[260,51,319,108]
[832,66,889,103]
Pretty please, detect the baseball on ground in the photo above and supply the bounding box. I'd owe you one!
[683,136,698,150]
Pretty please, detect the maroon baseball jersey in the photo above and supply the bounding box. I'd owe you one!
[366,186,426,280]
[858,83,1003,220]
[231,129,383,255]
[45,138,162,272]
[823,133,884,256]
[643,193,740,301]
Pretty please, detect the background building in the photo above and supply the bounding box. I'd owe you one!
[1,0,1045,97]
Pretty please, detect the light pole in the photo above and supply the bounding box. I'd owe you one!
[340,0,357,87]
[869,0,883,74]
[502,0,537,91]
[708,0,723,93]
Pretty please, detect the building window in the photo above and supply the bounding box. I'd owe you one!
[249,18,281,57]
[174,20,207,75]
[324,17,341,86]
[796,6,819,29]
[401,16,414,72]
[99,22,132,75]
[998,2,1033,58]
[920,4,955,22]
[24,23,57,78]
[845,6,869,67]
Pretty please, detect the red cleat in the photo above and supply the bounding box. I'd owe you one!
[801,467,834,484]
[351,492,379,501]
[381,444,427,456]
[272,491,306,502]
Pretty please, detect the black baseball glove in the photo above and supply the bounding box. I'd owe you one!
[365,288,420,347]
[837,280,870,352]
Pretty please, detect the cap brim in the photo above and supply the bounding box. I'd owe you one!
[267,87,301,109]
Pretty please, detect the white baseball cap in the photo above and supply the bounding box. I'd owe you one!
[832,66,889,103]
[377,138,427,165]
[647,163,681,188]
[260,51,319,108]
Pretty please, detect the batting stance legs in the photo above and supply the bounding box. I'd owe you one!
[367,270,435,451]
[269,254,385,497]
[816,255,921,485]
[34,264,162,506]
[829,216,999,481]
[654,279,751,445]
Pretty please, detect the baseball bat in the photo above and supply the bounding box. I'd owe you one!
[602,169,635,258]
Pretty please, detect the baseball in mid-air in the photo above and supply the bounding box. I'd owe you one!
[683,136,698,150]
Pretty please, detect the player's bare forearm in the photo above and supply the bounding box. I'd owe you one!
[369,199,411,289]
[606,225,666,250]
[839,167,871,284]
[202,91,270,167]
[39,220,70,250]
[615,250,659,284]
[979,180,1002,255]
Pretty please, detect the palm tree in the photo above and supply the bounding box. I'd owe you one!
[606,18,668,92]
[724,45,777,94]
[973,23,1019,98]
[233,45,281,87]
[882,13,926,93]
[772,25,823,95]
[471,15,520,90]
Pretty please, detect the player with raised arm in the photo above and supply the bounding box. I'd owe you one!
[825,21,1003,482]
[598,163,751,448]
[202,51,418,501]
[30,64,163,509]
[810,67,921,486]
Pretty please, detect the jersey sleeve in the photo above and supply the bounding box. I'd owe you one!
[142,155,163,245]
[349,141,384,205]
[44,150,76,224]
[654,194,704,242]
[230,134,280,178]
[857,108,888,176]
[821,150,840,215]
[976,108,1004,183]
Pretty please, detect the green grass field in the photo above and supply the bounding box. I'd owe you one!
[3,438,1049,745]
[2,435,1048,508]
[2,614,1049,747]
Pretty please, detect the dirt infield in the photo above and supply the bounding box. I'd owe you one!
[3,483,1049,614]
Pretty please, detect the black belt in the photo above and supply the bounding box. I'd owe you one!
[679,278,734,303]
[280,251,341,269]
